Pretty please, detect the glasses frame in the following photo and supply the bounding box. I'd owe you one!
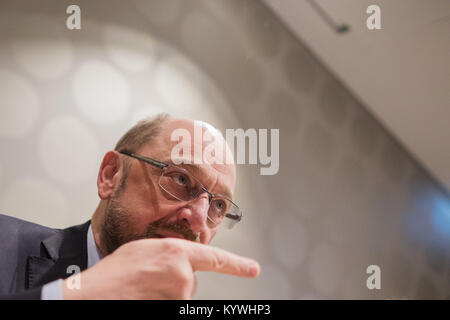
[119,150,242,228]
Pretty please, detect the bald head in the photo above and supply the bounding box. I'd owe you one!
[151,117,236,197]
[115,114,236,196]
[162,118,234,163]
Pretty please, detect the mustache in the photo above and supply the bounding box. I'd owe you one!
[145,220,198,242]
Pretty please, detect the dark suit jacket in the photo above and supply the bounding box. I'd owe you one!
[0,213,90,299]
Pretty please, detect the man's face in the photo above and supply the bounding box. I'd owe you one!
[101,119,236,255]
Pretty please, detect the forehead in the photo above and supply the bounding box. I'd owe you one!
[137,118,236,196]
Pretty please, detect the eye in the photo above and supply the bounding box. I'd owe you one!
[173,173,189,186]
[212,199,227,213]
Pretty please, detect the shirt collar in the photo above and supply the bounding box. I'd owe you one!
[87,223,102,268]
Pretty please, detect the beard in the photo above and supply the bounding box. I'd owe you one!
[101,176,198,255]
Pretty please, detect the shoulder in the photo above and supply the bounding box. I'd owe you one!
[0,214,59,234]
[0,213,60,241]
[0,214,61,293]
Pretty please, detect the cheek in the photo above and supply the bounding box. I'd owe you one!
[125,164,162,211]
[154,202,186,223]
[118,182,164,232]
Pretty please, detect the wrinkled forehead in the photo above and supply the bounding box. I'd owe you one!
[162,119,233,163]
[139,118,236,193]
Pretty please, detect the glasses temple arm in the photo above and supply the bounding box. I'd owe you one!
[225,213,242,221]
[119,151,168,169]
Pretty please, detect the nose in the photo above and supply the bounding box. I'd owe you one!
[177,193,210,233]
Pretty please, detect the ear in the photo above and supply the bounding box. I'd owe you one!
[97,151,123,200]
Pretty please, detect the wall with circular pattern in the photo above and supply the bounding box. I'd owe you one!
[0,0,448,299]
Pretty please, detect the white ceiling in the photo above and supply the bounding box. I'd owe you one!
[263,0,450,192]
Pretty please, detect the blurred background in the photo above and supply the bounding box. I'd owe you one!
[0,0,449,299]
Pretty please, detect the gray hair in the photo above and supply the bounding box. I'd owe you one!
[115,113,170,153]
[114,113,170,180]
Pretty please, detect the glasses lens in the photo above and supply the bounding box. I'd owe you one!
[207,198,241,229]
[159,166,242,229]
[159,166,202,201]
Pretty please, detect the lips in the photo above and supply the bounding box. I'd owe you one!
[146,222,197,241]
[155,231,186,240]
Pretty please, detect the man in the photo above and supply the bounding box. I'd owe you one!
[0,114,260,299]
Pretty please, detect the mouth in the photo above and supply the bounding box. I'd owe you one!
[146,222,198,241]
[154,231,186,240]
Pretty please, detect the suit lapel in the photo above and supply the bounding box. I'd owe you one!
[25,220,91,289]
[26,256,56,289]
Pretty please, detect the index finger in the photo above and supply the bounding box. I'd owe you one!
[184,242,260,278]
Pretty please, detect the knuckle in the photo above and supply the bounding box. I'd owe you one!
[121,239,143,251]
[173,269,192,288]
[162,238,185,255]
[213,252,227,269]
[113,240,134,256]
[116,239,149,258]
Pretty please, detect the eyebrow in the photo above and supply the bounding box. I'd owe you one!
[164,158,234,200]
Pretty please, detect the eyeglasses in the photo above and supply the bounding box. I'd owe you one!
[119,150,242,229]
